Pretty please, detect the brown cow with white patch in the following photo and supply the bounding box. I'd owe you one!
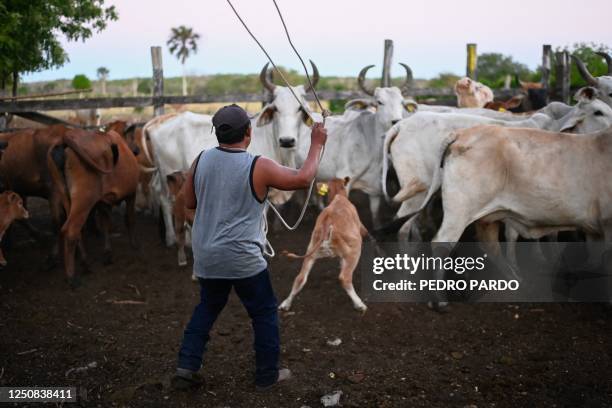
[0,191,29,267]
[48,128,140,285]
[279,178,369,313]
[454,77,494,108]
[166,171,195,271]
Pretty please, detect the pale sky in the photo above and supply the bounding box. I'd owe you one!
[23,0,612,82]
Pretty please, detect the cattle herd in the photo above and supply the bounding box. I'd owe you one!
[1,54,612,312]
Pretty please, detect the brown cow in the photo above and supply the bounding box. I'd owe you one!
[0,125,71,263]
[0,191,29,267]
[48,128,140,285]
[166,171,195,271]
[124,124,157,213]
[279,178,369,313]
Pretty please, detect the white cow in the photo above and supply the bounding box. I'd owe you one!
[572,52,612,107]
[383,87,612,261]
[144,62,320,247]
[454,77,494,108]
[296,64,415,227]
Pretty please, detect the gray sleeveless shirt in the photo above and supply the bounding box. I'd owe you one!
[191,147,267,279]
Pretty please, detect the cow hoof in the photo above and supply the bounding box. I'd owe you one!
[68,276,82,289]
[354,304,368,315]
[427,301,449,313]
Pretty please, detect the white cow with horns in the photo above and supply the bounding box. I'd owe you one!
[296,63,416,228]
[144,61,320,248]
[572,52,612,108]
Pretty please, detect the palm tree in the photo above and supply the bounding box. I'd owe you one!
[96,66,109,95]
[167,25,200,96]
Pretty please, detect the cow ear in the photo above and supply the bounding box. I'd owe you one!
[345,99,375,111]
[559,116,584,133]
[7,192,20,204]
[256,104,277,127]
[574,86,599,103]
[166,173,183,196]
[301,108,314,127]
[505,94,525,110]
[403,99,418,113]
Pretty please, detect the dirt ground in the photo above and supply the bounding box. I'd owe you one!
[1,196,611,408]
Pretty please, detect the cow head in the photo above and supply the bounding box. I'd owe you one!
[166,171,187,198]
[455,77,476,95]
[256,61,319,149]
[559,87,612,133]
[0,191,29,223]
[347,64,415,129]
[572,53,612,108]
[454,77,494,108]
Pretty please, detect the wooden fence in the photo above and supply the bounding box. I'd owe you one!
[0,41,572,129]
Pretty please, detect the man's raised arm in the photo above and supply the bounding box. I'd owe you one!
[253,123,327,196]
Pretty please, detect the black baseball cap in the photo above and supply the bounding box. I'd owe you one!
[213,104,250,134]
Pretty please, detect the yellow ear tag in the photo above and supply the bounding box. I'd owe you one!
[318,183,329,196]
[498,107,507,112]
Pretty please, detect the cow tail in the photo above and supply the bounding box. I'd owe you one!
[63,138,115,174]
[376,132,458,235]
[382,123,400,203]
[46,144,71,214]
[283,224,333,259]
[141,120,154,165]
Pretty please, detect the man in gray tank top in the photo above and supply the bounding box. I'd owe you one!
[172,104,327,391]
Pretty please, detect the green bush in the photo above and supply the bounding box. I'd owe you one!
[71,74,91,90]
[137,78,152,95]
[328,99,347,114]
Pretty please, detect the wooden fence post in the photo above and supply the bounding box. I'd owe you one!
[541,45,551,88]
[151,46,165,117]
[381,39,393,87]
[466,43,478,80]
[555,51,570,104]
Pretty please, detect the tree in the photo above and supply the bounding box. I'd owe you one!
[477,53,533,88]
[557,42,612,87]
[0,1,117,96]
[72,74,92,90]
[167,25,200,96]
[97,66,109,95]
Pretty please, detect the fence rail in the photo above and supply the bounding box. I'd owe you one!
[0,89,522,114]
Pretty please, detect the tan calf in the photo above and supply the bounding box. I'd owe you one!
[279,178,368,313]
[0,191,29,267]
[166,171,195,270]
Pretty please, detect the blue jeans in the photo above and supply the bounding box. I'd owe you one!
[177,269,280,387]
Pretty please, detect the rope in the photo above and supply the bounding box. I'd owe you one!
[271,0,327,115]
[225,0,318,123]
[225,0,329,256]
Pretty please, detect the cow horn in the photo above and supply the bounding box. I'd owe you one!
[357,65,376,96]
[399,63,414,96]
[595,51,612,75]
[259,63,276,93]
[304,60,320,93]
[571,55,598,86]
